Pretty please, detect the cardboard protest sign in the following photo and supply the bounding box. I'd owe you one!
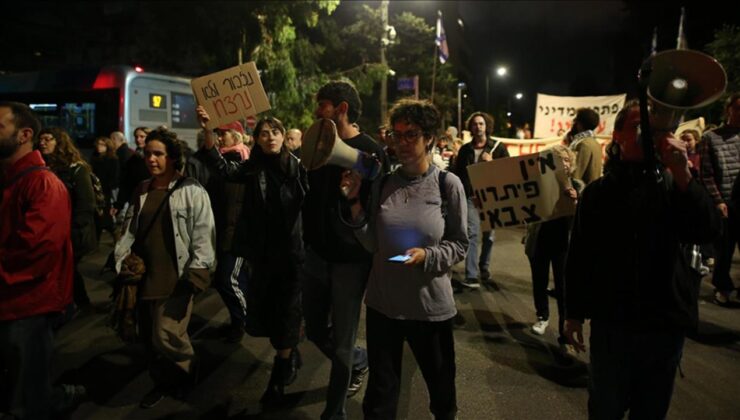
[534,93,625,138]
[467,150,575,230]
[191,62,271,130]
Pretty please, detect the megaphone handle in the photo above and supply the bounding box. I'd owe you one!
[638,58,662,183]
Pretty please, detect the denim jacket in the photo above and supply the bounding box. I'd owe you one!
[114,176,216,287]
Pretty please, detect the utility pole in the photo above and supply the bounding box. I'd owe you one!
[380,0,389,125]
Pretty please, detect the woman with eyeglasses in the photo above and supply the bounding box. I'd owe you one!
[196,106,307,404]
[38,127,98,311]
[340,99,468,420]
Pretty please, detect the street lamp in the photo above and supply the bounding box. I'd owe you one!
[485,65,508,112]
[515,92,523,100]
[457,82,466,133]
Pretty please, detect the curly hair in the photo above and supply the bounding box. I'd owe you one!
[144,127,184,171]
[38,127,90,171]
[466,111,495,136]
[550,144,577,177]
[388,99,441,151]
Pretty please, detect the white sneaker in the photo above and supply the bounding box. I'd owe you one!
[531,319,549,335]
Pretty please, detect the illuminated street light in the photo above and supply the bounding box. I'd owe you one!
[496,66,508,77]
[515,92,523,100]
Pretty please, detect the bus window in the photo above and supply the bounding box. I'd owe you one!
[172,93,198,129]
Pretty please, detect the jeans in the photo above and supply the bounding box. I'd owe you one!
[302,247,370,420]
[0,315,54,419]
[465,198,494,279]
[362,307,457,420]
[214,252,249,327]
[588,320,685,420]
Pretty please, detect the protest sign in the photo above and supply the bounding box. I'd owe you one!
[191,62,271,130]
[467,150,576,231]
[533,93,625,138]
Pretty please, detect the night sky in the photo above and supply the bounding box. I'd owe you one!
[386,0,737,125]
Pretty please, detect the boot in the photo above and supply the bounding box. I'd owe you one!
[282,347,302,387]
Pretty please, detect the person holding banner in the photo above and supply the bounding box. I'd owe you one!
[564,100,720,418]
[339,99,468,420]
[568,108,603,185]
[452,111,509,289]
[196,107,307,403]
[525,145,582,352]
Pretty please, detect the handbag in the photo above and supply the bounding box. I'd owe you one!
[109,177,186,342]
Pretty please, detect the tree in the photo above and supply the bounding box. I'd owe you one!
[705,25,740,124]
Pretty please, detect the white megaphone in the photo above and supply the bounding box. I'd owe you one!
[300,118,381,179]
[647,49,727,131]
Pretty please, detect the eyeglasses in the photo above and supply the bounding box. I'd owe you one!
[389,130,423,145]
[38,135,56,143]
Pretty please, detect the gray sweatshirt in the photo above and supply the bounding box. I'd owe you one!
[355,165,468,321]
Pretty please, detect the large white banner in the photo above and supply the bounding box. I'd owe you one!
[533,93,626,139]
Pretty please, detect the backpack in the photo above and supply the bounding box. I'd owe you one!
[90,172,106,217]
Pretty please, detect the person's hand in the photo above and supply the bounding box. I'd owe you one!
[403,248,426,266]
[657,132,691,190]
[110,207,118,217]
[196,105,217,149]
[564,319,586,353]
[718,203,729,218]
[565,187,577,200]
[339,170,362,200]
[480,151,493,162]
[196,105,210,130]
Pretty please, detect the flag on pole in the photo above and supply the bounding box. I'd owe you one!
[436,11,449,64]
[676,7,688,49]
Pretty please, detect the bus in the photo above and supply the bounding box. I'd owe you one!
[0,65,201,149]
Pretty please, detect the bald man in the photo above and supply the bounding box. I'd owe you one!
[286,128,302,154]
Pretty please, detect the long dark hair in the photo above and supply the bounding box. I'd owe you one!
[38,127,91,172]
[251,116,294,175]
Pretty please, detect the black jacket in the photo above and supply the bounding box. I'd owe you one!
[302,133,388,263]
[452,138,510,197]
[206,146,307,264]
[565,163,720,331]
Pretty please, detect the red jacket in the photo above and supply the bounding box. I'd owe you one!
[0,150,74,321]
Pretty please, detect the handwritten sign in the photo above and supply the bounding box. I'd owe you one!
[191,62,271,130]
[534,93,625,139]
[467,150,575,230]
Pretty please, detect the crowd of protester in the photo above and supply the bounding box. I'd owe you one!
[0,87,738,420]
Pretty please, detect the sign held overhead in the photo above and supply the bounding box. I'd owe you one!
[191,62,271,130]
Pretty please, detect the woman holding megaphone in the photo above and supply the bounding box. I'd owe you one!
[196,106,308,404]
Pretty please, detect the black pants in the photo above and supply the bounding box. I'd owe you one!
[712,213,739,293]
[247,260,302,350]
[362,307,457,420]
[0,315,54,419]
[528,250,566,339]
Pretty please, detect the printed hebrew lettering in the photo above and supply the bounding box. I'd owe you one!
[557,107,564,116]
[567,107,576,117]
[521,204,542,223]
[234,91,253,111]
[503,184,519,200]
[486,186,499,202]
[487,209,503,228]
[523,181,539,198]
[539,152,556,174]
[202,80,219,100]
[502,207,519,227]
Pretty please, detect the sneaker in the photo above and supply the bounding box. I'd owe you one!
[699,264,710,277]
[713,290,731,307]
[479,269,491,282]
[559,342,577,358]
[460,278,480,289]
[347,366,369,398]
[140,387,167,409]
[531,318,549,335]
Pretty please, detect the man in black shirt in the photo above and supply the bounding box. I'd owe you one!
[302,80,388,420]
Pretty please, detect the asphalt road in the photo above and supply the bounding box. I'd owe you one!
[54,227,740,419]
